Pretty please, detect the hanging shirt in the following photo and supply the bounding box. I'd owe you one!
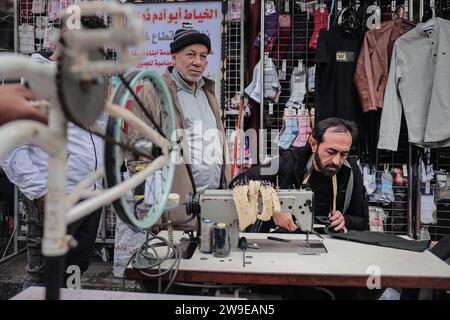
[315,25,365,126]
[171,68,222,194]
[354,19,407,113]
[378,18,450,151]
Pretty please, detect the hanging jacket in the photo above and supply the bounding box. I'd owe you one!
[378,18,450,151]
[354,19,406,113]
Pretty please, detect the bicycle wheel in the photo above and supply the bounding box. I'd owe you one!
[105,70,176,229]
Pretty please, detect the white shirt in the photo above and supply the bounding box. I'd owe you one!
[378,18,450,151]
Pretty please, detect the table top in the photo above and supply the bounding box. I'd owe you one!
[126,232,450,289]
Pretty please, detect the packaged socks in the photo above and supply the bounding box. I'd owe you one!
[292,107,312,148]
[275,108,298,149]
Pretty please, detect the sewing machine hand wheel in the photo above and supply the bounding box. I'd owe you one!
[105,70,176,229]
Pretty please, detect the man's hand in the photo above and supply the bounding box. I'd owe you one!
[329,210,347,233]
[272,212,299,232]
[35,195,46,212]
[0,85,47,125]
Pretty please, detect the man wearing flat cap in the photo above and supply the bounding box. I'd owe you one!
[142,29,230,230]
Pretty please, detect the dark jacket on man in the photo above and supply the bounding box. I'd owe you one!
[230,144,369,231]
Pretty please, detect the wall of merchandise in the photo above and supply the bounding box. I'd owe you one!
[1,0,449,249]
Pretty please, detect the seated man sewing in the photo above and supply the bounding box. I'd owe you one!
[231,117,368,233]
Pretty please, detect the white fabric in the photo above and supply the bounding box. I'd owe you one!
[420,194,437,225]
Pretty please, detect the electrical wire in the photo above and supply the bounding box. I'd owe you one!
[88,128,98,191]
[122,231,181,294]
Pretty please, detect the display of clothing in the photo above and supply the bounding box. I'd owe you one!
[314,25,365,126]
[378,18,450,151]
[354,19,407,113]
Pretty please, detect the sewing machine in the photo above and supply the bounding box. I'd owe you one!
[186,188,315,249]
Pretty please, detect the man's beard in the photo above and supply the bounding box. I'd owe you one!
[314,150,341,177]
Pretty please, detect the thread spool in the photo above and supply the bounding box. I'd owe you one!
[200,219,213,253]
[213,223,230,257]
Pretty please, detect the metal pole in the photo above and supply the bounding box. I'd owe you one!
[409,0,414,21]
[407,144,413,238]
[239,0,245,173]
[419,0,424,21]
[13,186,18,253]
[415,151,422,240]
[14,0,18,53]
[259,0,264,164]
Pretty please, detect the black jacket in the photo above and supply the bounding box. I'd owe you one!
[230,144,369,231]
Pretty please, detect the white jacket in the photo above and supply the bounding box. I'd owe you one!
[0,53,104,200]
[378,19,450,151]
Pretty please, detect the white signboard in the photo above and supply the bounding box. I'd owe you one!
[129,1,223,97]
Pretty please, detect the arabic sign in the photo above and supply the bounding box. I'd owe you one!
[129,2,223,97]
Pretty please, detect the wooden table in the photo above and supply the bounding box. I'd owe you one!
[125,232,450,289]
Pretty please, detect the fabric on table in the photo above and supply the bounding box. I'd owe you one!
[331,231,430,252]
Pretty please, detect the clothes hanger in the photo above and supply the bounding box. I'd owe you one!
[422,0,436,32]
[393,5,416,30]
[338,6,357,33]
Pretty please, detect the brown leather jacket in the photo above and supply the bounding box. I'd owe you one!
[142,67,230,230]
[354,19,407,113]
